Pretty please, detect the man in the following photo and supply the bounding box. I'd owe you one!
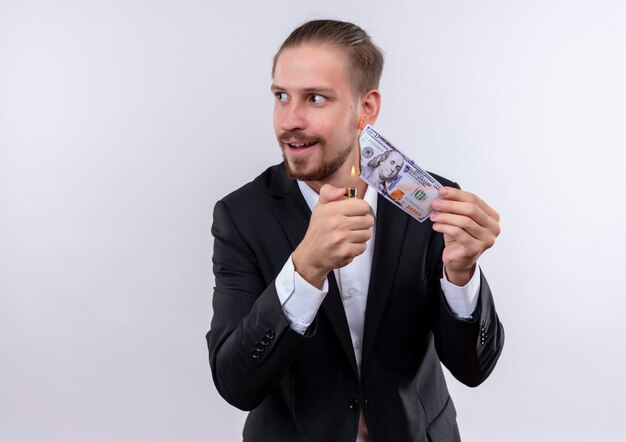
[361,150,405,192]
[208,19,504,442]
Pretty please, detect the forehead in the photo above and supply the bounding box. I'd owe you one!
[273,44,352,92]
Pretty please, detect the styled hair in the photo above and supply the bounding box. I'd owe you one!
[272,19,384,95]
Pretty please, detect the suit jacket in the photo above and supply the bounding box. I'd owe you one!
[207,164,504,442]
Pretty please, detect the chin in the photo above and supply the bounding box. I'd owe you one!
[284,163,329,181]
[284,161,309,180]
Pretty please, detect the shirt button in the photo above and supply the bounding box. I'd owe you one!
[348,399,360,410]
[354,340,362,349]
[345,288,356,298]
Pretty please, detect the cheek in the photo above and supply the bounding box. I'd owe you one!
[327,108,356,134]
[306,113,334,138]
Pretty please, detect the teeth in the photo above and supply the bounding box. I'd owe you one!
[291,142,314,148]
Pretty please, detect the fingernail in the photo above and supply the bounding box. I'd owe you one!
[432,200,441,210]
[440,187,448,197]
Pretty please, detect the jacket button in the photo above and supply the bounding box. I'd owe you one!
[265,328,275,339]
[260,336,271,346]
[251,349,261,359]
[348,399,360,410]
[254,343,265,352]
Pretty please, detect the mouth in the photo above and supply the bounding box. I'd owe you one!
[285,140,319,152]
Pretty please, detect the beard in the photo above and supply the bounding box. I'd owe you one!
[278,130,354,181]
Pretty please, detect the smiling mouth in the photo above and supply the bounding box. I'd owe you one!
[287,141,318,150]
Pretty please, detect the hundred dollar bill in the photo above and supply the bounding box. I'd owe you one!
[359,125,441,223]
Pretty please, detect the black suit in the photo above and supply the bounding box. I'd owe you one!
[207,164,504,442]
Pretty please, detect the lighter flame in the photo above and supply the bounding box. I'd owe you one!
[351,165,356,179]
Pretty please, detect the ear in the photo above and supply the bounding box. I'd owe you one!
[359,89,382,128]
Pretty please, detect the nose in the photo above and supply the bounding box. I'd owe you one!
[277,101,307,132]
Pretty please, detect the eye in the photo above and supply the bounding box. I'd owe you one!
[309,94,326,104]
[275,91,288,102]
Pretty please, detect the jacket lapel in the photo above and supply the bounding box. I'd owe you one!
[268,167,311,250]
[268,165,358,376]
[323,273,359,376]
[362,195,410,367]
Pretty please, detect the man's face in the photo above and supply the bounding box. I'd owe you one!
[272,44,360,182]
[378,151,404,181]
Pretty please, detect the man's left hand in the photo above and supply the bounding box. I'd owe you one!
[430,187,501,286]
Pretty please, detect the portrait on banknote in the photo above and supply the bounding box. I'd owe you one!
[359,125,442,223]
[360,150,405,192]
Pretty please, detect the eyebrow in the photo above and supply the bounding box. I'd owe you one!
[271,84,335,95]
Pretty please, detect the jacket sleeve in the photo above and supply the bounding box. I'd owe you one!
[425,179,505,387]
[432,269,505,387]
[206,200,315,410]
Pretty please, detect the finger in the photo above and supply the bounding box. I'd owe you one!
[430,211,482,240]
[322,211,373,235]
[318,184,349,205]
[337,199,372,216]
[346,229,373,244]
[432,223,483,257]
[330,226,372,245]
[432,222,497,252]
[352,242,368,257]
[430,211,500,243]
[330,199,373,217]
[439,187,500,220]
[339,242,367,259]
[326,219,372,243]
[432,199,493,229]
[334,242,368,265]
[346,213,375,230]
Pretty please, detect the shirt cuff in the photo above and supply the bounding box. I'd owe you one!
[440,265,481,319]
[275,255,328,335]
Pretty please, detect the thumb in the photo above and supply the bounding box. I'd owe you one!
[318,184,347,205]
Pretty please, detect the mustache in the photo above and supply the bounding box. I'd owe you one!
[278,130,324,145]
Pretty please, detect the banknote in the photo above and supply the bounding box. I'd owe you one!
[359,125,442,223]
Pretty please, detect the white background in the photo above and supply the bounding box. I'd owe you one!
[1,1,625,441]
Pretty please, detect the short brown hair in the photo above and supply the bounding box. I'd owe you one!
[272,19,384,95]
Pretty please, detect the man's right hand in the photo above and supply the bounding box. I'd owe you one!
[292,184,375,289]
